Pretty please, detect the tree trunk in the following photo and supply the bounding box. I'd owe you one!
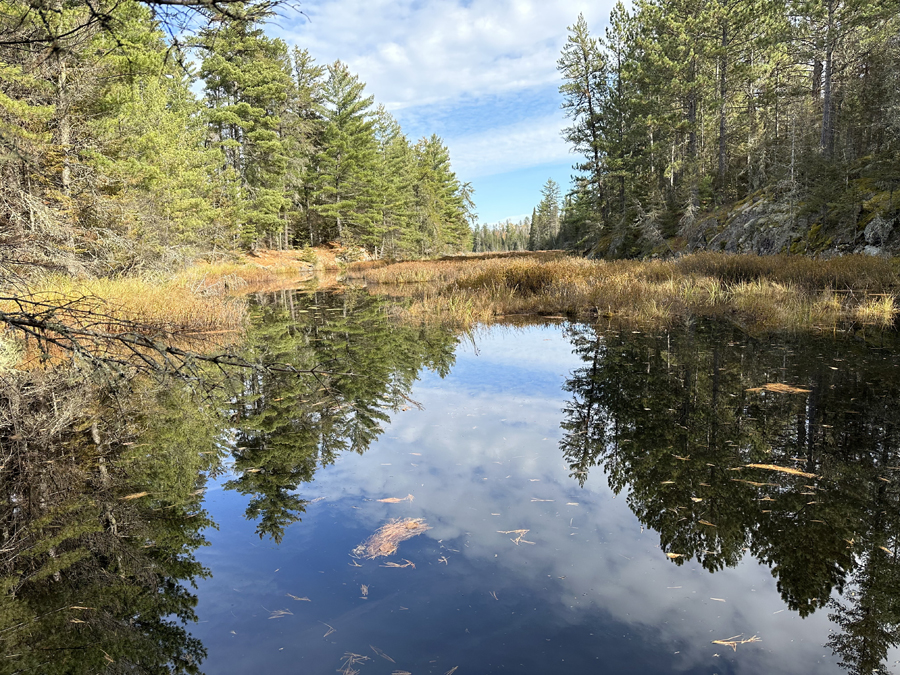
[820,1,835,157]
[718,25,728,194]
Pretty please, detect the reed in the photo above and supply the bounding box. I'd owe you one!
[353,252,900,332]
[3,274,248,369]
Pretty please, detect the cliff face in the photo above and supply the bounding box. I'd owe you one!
[680,189,900,258]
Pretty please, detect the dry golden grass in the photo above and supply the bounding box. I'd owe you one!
[19,275,246,335]
[4,274,248,369]
[175,259,311,295]
[350,252,900,332]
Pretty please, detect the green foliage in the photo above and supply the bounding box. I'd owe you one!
[554,0,900,258]
[0,2,472,272]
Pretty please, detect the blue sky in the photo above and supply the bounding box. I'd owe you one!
[273,0,618,225]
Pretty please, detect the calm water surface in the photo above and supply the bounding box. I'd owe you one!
[5,288,900,674]
[188,291,900,675]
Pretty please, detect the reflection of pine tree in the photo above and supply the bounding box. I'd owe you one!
[228,290,459,542]
[558,323,900,673]
[0,379,222,674]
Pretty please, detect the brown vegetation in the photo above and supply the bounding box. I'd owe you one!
[348,252,900,331]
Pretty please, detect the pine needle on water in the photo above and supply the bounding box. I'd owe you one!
[352,518,430,559]
[377,494,415,504]
[711,634,761,651]
[381,559,416,569]
[746,383,810,394]
[498,529,534,545]
[370,645,396,663]
[744,463,818,479]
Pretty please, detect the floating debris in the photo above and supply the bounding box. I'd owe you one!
[360,584,369,598]
[338,652,369,675]
[353,518,431,559]
[377,494,415,504]
[744,464,818,479]
[698,520,716,527]
[498,529,534,545]
[286,593,310,602]
[370,645,396,663]
[381,559,416,569]
[267,608,293,619]
[445,667,459,675]
[322,622,336,637]
[746,383,810,394]
[711,634,761,651]
[489,591,499,600]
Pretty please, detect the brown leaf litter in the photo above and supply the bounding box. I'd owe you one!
[746,383,811,394]
[352,518,430,559]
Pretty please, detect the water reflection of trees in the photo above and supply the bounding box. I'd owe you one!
[227,289,460,542]
[0,375,222,674]
[559,324,900,674]
[0,288,461,672]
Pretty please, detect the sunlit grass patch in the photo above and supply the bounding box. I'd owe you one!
[854,295,898,328]
[175,260,308,294]
[19,275,247,334]
[2,275,248,369]
[356,252,900,332]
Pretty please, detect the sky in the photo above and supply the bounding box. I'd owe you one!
[272,0,619,225]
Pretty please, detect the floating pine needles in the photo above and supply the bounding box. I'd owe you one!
[353,518,430,559]
[499,529,534,545]
[711,634,762,651]
[381,559,415,569]
[377,494,415,504]
[746,383,811,394]
[744,463,818,479]
[339,652,370,675]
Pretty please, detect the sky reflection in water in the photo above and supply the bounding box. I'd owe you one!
[193,323,857,675]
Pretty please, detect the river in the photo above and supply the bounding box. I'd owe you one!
[4,286,900,674]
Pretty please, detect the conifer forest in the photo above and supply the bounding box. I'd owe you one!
[0,0,474,274]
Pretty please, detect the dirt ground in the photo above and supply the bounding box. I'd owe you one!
[241,245,371,270]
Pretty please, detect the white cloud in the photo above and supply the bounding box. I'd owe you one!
[278,0,615,110]
[447,114,571,177]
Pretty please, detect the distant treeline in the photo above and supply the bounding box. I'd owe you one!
[550,0,900,256]
[0,2,473,273]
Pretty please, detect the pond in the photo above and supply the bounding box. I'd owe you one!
[5,287,900,674]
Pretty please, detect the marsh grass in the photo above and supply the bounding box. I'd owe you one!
[3,275,247,368]
[175,260,308,295]
[350,253,900,332]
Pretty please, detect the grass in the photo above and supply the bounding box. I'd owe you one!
[2,274,248,368]
[349,252,900,332]
[174,259,310,295]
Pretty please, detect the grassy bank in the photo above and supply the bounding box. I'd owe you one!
[349,252,900,331]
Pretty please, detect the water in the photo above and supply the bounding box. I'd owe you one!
[5,288,900,674]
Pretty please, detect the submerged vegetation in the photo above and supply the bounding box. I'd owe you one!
[351,252,900,331]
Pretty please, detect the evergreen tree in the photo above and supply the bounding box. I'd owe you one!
[312,60,378,245]
[199,20,293,247]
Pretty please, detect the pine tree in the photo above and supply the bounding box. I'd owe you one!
[312,61,378,246]
[199,20,293,247]
[558,14,606,208]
